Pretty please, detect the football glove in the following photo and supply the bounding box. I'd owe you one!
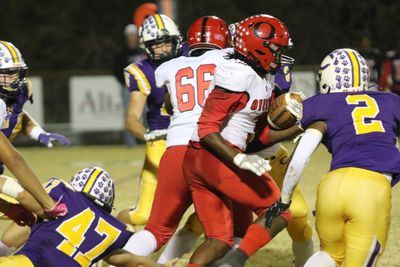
[43,199,68,218]
[264,199,291,228]
[38,132,71,148]
[233,153,271,176]
[5,204,37,227]
[143,129,168,142]
[286,93,303,122]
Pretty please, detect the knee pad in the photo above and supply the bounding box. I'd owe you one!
[184,213,204,236]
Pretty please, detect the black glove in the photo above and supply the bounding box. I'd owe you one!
[264,199,291,228]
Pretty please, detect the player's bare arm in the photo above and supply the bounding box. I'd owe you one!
[163,89,173,115]
[0,133,56,211]
[125,91,147,140]
[104,249,177,267]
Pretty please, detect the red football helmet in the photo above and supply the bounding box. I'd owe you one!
[187,16,231,56]
[234,14,293,72]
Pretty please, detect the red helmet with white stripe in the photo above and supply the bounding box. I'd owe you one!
[234,14,294,72]
[187,16,231,56]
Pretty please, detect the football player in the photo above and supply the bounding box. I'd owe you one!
[117,14,185,226]
[115,15,234,263]
[0,41,67,219]
[0,167,176,267]
[0,41,71,175]
[264,48,400,267]
[182,15,301,266]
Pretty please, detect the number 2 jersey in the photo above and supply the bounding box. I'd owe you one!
[300,91,400,176]
[155,48,233,147]
[16,178,132,267]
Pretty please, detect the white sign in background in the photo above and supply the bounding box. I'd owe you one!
[291,71,317,98]
[70,76,124,131]
[25,77,44,126]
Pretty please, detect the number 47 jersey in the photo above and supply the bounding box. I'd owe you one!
[155,48,233,148]
[300,91,400,176]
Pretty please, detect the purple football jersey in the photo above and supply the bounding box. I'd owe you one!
[301,91,400,174]
[16,178,132,267]
[125,58,170,130]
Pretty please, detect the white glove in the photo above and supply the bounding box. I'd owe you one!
[286,93,303,122]
[143,129,168,141]
[233,153,272,176]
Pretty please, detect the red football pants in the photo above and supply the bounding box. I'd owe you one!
[145,145,193,249]
[183,144,281,246]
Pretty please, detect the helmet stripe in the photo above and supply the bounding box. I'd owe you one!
[83,168,103,193]
[0,41,19,63]
[201,16,209,43]
[346,50,360,87]
[154,14,165,29]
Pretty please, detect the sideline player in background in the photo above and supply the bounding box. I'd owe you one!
[183,15,301,266]
[0,167,176,267]
[264,48,400,267]
[0,41,67,219]
[117,14,185,226]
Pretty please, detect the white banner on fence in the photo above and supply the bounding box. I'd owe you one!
[291,71,317,98]
[70,76,124,131]
[24,77,44,125]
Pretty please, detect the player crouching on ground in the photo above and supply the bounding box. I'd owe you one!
[0,167,176,267]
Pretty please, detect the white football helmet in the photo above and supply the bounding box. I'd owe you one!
[317,48,369,94]
[139,14,182,64]
[0,41,28,103]
[70,167,115,213]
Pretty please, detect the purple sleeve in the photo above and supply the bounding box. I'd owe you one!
[300,96,319,129]
[274,66,292,92]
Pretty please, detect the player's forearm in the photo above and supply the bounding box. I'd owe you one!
[21,111,40,136]
[105,249,162,267]
[268,124,303,145]
[125,115,146,140]
[0,134,54,210]
[201,132,240,163]
[281,127,323,203]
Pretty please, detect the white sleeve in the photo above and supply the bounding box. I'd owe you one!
[281,128,323,203]
[155,61,170,88]
[214,61,252,92]
[0,99,7,127]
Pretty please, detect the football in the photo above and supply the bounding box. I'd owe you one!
[267,93,302,130]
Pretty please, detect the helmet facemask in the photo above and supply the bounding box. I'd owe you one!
[0,67,28,106]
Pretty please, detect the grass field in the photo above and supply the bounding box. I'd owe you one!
[1,142,399,266]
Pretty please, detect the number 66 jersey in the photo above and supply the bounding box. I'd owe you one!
[155,48,233,147]
[300,91,400,179]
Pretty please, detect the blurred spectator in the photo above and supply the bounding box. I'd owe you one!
[378,41,400,95]
[133,2,158,27]
[112,24,145,147]
[356,35,383,86]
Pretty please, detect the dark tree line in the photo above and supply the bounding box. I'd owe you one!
[1,0,399,69]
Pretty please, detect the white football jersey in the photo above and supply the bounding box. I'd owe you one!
[156,48,233,147]
[191,56,275,150]
[0,99,7,128]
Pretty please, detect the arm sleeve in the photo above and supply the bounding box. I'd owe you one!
[281,128,323,203]
[300,97,319,129]
[213,61,252,92]
[124,64,151,96]
[198,89,249,139]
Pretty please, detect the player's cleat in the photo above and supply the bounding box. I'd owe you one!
[214,249,248,267]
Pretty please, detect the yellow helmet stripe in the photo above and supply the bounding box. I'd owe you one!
[0,41,19,64]
[125,64,151,96]
[83,168,102,193]
[346,50,360,87]
[154,14,165,29]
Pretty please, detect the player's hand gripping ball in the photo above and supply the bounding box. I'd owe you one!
[267,92,303,130]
